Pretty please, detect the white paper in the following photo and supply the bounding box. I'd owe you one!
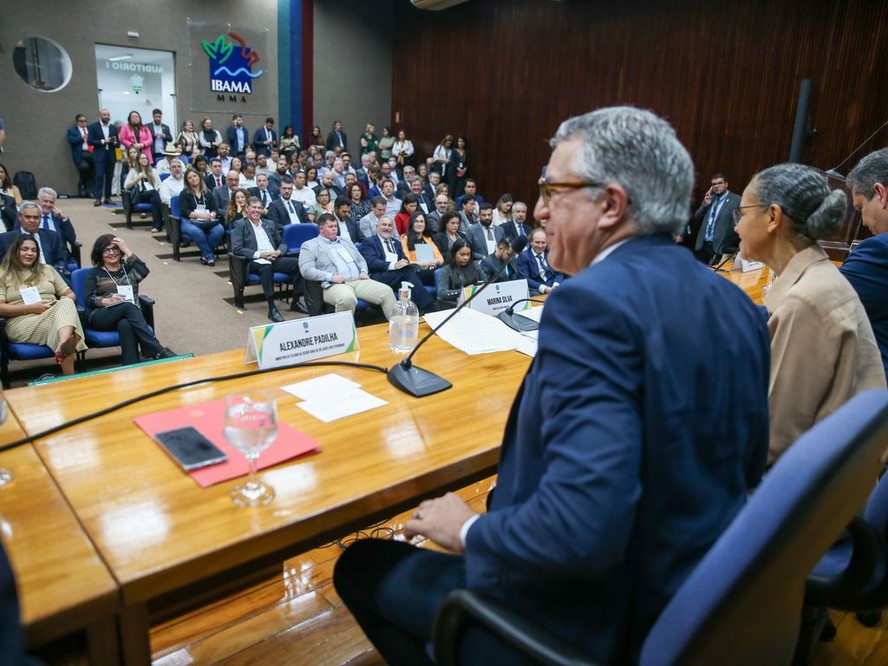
[515,306,544,323]
[422,307,526,355]
[414,244,435,264]
[281,373,361,401]
[515,335,538,357]
[296,388,387,422]
[117,285,135,303]
[19,286,42,305]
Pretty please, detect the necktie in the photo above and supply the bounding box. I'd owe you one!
[536,254,548,280]
[261,191,267,205]
[486,227,493,241]
[386,238,394,253]
[288,199,296,214]
[42,215,50,230]
[216,176,221,188]
[518,224,525,236]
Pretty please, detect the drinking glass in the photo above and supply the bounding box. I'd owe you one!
[0,394,11,487]
[224,391,277,506]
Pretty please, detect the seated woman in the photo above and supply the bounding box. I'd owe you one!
[178,167,225,266]
[492,193,513,227]
[0,234,86,376]
[734,163,886,465]
[348,183,372,221]
[123,152,165,232]
[225,188,250,227]
[84,235,174,365]
[394,194,419,236]
[401,211,443,285]
[436,238,479,308]
[307,188,334,223]
[433,211,468,258]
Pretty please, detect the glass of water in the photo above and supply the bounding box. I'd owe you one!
[0,394,11,487]
[224,391,277,506]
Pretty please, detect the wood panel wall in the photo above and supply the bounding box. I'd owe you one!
[391,0,888,243]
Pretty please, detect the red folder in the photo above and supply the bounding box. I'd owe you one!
[134,398,321,488]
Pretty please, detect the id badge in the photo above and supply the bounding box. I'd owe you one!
[117,285,135,303]
[19,286,42,305]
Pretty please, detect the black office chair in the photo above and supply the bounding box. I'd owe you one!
[433,390,888,665]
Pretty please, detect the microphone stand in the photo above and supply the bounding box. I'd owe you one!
[496,297,546,332]
[387,236,529,397]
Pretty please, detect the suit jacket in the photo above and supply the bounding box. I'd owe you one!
[514,248,566,293]
[325,130,348,152]
[266,197,307,229]
[226,125,250,154]
[298,235,367,283]
[840,233,888,382]
[359,235,434,310]
[0,195,16,232]
[230,217,287,259]
[248,186,280,208]
[212,186,234,213]
[499,219,534,241]
[693,191,741,254]
[478,253,516,282]
[205,172,225,192]
[67,125,91,166]
[461,234,770,662]
[148,123,173,153]
[16,212,76,251]
[0,229,67,275]
[336,217,362,243]
[252,127,278,156]
[466,223,505,261]
[87,121,119,161]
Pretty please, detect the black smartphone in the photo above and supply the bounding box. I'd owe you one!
[154,426,228,471]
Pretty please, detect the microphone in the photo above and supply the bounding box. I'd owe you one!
[387,235,529,397]
[710,253,735,273]
[822,117,888,181]
[496,297,546,332]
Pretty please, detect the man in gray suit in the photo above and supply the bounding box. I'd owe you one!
[298,213,396,319]
[693,173,740,265]
[230,198,302,322]
[466,203,505,261]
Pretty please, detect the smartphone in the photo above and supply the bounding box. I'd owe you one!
[155,426,227,471]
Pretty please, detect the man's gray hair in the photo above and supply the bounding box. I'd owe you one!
[847,148,888,199]
[19,201,39,214]
[169,158,184,168]
[551,106,694,235]
[37,187,57,199]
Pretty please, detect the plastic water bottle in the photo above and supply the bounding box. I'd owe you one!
[389,281,419,353]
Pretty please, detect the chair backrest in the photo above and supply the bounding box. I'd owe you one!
[640,390,888,664]
[282,223,319,253]
[169,194,180,218]
[70,267,94,317]
[159,172,170,181]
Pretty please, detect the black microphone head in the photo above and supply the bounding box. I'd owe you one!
[511,235,528,254]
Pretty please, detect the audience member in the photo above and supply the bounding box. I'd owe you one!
[693,172,740,265]
[309,125,324,150]
[205,158,225,191]
[66,113,94,198]
[253,117,278,157]
[435,238,479,307]
[230,198,303,322]
[359,216,434,313]
[226,114,250,158]
[500,201,533,240]
[197,117,223,158]
[466,203,504,261]
[84,234,174,364]
[515,228,565,294]
[380,179,401,217]
[158,158,185,206]
[841,148,888,382]
[0,191,16,231]
[359,197,388,240]
[378,126,395,162]
[298,213,396,318]
[267,178,307,229]
[735,162,885,463]
[88,108,119,206]
[119,111,154,165]
[326,120,348,152]
[280,125,300,161]
[333,106,770,665]
[153,143,181,175]
[176,120,199,157]
[249,173,277,212]
[432,134,453,180]
[34,188,77,259]
[454,179,485,213]
[332,197,361,242]
[218,143,233,171]
[123,153,164,232]
[433,211,468,258]
[394,194,419,236]
[491,193,513,227]
[452,135,469,196]
[0,165,22,207]
[307,189,334,223]
[148,109,173,164]
[360,123,379,156]
[0,202,68,280]
[392,129,414,174]
[290,171,317,208]
[401,211,443,285]
[179,168,224,266]
[478,237,517,282]
[213,170,241,212]
[225,188,250,226]
[427,192,452,234]
[0,234,85,376]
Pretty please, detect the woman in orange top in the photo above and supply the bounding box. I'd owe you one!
[400,211,443,286]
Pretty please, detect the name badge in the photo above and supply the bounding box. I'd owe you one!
[196,204,207,212]
[19,286,42,305]
[117,285,135,303]
[384,251,398,263]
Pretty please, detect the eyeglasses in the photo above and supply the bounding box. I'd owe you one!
[538,177,603,206]
[103,247,120,254]
[732,204,769,225]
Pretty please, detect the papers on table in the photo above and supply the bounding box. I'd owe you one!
[515,306,544,323]
[422,307,527,355]
[282,373,388,422]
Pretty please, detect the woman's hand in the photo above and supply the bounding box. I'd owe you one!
[103,294,126,307]
[112,237,132,258]
[27,300,55,314]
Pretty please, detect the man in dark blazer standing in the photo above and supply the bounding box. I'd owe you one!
[226,114,250,158]
[66,113,93,197]
[514,228,565,294]
[252,117,278,157]
[229,197,302,322]
[325,120,347,152]
[87,108,119,206]
[359,216,434,313]
[842,147,888,382]
[693,172,740,265]
[333,106,770,664]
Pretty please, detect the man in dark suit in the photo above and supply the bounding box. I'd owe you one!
[325,120,347,152]
[465,203,504,261]
[478,237,517,282]
[358,216,434,313]
[515,228,566,295]
[33,188,77,264]
[0,194,15,232]
[0,202,68,278]
[252,117,278,157]
[693,172,741,265]
[226,114,250,158]
[842,147,888,382]
[148,109,174,164]
[248,173,279,213]
[333,107,770,664]
[212,171,241,213]
[266,178,307,231]
[204,158,225,191]
[66,113,94,197]
[454,179,486,213]
[87,108,119,206]
[229,197,303,322]
[499,200,534,241]
[333,197,362,243]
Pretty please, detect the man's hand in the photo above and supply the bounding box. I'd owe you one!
[330,274,345,284]
[394,259,409,269]
[404,492,478,553]
[358,271,369,280]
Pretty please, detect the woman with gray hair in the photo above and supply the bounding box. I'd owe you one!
[734,163,885,464]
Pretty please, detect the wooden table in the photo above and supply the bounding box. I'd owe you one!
[4,322,532,664]
[0,401,120,663]
[718,265,771,304]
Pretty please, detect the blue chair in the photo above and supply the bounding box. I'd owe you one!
[282,222,319,256]
[0,327,56,389]
[433,390,888,665]
[159,172,170,182]
[167,195,183,261]
[121,189,153,229]
[69,267,155,360]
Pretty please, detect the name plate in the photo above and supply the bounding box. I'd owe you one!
[459,278,530,316]
[245,311,359,369]
[731,253,765,273]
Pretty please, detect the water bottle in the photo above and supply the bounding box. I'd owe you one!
[389,281,419,353]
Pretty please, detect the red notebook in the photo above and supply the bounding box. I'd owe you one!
[134,398,321,488]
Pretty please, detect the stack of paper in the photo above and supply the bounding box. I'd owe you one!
[282,374,387,422]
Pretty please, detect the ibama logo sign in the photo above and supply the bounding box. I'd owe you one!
[202,32,264,95]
